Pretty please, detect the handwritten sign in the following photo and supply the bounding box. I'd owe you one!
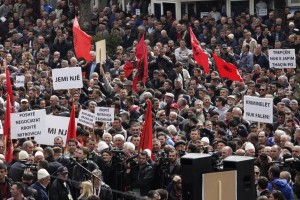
[243,96,273,123]
[15,76,25,88]
[95,107,115,122]
[78,109,96,128]
[269,49,296,68]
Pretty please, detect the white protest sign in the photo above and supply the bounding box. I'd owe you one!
[258,9,267,16]
[78,109,96,128]
[52,67,83,90]
[136,9,140,15]
[269,49,296,68]
[35,116,79,146]
[11,110,47,139]
[243,96,273,123]
[95,107,115,122]
[201,12,209,18]
[35,115,69,145]
[15,76,25,88]
[0,122,3,135]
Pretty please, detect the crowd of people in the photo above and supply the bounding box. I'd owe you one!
[0,0,300,199]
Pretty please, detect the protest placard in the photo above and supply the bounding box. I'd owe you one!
[15,76,25,88]
[78,109,96,128]
[269,49,296,68]
[52,67,83,90]
[35,116,79,146]
[243,96,273,123]
[95,107,115,122]
[136,9,140,15]
[96,40,106,64]
[258,9,267,16]
[11,110,46,139]
[35,115,69,145]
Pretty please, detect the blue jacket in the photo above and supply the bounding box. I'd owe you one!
[31,182,49,200]
[268,179,294,200]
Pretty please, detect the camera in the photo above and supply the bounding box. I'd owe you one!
[126,154,139,169]
[157,151,169,168]
[22,163,37,171]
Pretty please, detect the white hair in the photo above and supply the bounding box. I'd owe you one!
[113,134,125,141]
[123,142,135,153]
[167,125,177,134]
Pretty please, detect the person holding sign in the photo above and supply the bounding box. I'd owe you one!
[82,51,100,80]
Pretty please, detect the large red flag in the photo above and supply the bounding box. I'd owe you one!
[5,68,14,113]
[124,35,148,92]
[189,27,210,74]
[211,52,243,82]
[138,100,153,154]
[73,17,92,61]
[65,101,76,147]
[4,94,13,163]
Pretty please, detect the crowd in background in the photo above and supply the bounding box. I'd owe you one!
[0,0,300,200]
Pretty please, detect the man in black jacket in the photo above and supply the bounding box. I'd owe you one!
[125,151,154,196]
[0,163,12,200]
[49,166,73,200]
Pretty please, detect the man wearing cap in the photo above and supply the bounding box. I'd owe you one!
[50,166,73,200]
[164,92,174,116]
[220,44,237,65]
[18,98,31,112]
[31,169,50,200]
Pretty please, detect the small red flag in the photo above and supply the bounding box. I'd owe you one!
[65,101,76,147]
[138,100,153,155]
[211,52,243,82]
[124,35,148,92]
[5,68,14,113]
[190,27,210,74]
[73,17,92,62]
[4,94,13,163]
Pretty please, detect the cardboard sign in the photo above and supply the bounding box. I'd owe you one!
[96,40,106,64]
[15,76,25,88]
[52,67,83,90]
[258,9,268,16]
[269,49,296,68]
[95,107,115,122]
[78,109,96,128]
[11,110,47,139]
[243,96,273,123]
[203,171,237,200]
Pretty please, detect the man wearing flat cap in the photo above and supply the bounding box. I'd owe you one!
[50,166,73,200]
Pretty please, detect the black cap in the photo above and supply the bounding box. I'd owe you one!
[174,140,186,147]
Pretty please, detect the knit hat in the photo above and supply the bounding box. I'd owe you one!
[37,169,50,180]
[201,137,210,145]
[34,151,44,158]
[19,150,29,160]
[245,142,255,151]
[97,141,109,152]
